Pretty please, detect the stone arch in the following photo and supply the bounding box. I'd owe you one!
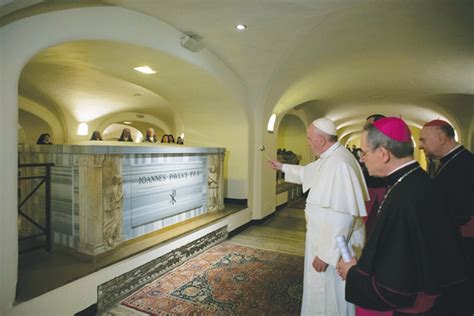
[275,111,311,165]
[18,96,65,144]
[0,6,249,313]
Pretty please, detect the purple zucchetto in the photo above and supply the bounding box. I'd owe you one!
[373,117,411,142]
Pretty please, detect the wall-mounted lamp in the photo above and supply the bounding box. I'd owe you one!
[77,123,88,136]
[267,114,276,133]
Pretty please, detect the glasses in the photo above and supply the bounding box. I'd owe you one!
[359,148,375,158]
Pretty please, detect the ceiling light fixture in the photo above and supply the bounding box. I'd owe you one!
[133,66,157,74]
[123,121,132,125]
[236,24,247,31]
[77,123,88,136]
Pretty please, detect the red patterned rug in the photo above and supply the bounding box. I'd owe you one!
[121,242,304,315]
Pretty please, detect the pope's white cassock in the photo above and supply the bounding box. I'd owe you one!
[282,142,368,316]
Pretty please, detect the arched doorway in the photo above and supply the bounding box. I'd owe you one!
[1,7,251,313]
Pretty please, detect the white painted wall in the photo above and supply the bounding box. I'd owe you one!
[277,114,311,165]
[19,96,64,144]
[259,120,279,218]
[252,107,312,220]
[182,111,249,198]
[0,7,253,314]
[251,106,277,220]
[18,109,52,144]
[0,24,19,315]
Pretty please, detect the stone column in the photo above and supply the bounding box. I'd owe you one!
[102,156,123,249]
[77,155,123,257]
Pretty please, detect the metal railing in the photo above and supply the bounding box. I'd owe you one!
[18,163,54,253]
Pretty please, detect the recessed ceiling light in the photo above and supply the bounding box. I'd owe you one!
[133,66,157,74]
[123,121,132,125]
[236,24,247,31]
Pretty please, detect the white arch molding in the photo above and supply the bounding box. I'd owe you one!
[275,111,311,165]
[344,132,363,146]
[0,6,249,315]
[469,117,474,150]
[18,96,65,143]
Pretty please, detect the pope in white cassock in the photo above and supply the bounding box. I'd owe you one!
[269,118,369,316]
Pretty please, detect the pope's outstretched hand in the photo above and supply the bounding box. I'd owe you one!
[268,159,283,171]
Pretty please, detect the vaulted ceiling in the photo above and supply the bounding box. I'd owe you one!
[2,0,473,142]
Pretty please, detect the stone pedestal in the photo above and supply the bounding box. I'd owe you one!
[18,143,226,258]
[77,155,123,256]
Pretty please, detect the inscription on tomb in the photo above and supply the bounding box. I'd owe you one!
[123,159,207,229]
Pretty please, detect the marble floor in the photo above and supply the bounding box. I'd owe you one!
[229,203,306,256]
[101,201,306,315]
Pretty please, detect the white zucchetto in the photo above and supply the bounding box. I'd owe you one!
[312,118,337,136]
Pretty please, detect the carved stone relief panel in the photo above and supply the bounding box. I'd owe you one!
[102,156,123,249]
[207,153,225,211]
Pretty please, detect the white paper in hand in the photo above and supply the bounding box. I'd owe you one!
[336,235,352,262]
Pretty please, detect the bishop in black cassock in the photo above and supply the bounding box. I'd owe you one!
[338,117,467,316]
[420,119,474,315]
[362,114,388,240]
